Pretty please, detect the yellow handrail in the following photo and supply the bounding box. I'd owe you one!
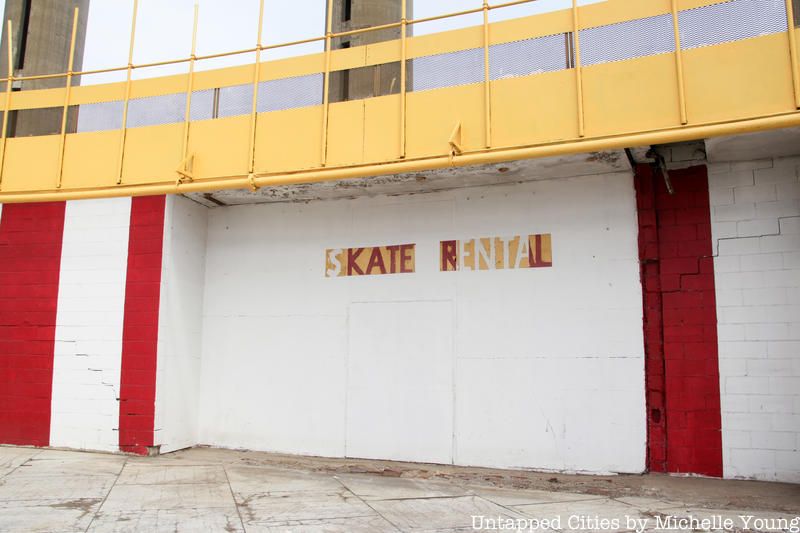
[320,0,334,167]
[56,7,81,189]
[1,0,548,85]
[400,0,408,159]
[247,0,266,182]
[0,20,13,190]
[786,0,800,108]
[116,0,139,185]
[572,0,585,138]
[483,1,492,149]
[178,4,200,183]
[671,0,689,125]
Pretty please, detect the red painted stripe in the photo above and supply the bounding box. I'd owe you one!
[635,165,723,477]
[634,166,667,473]
[119,195,166,455]
[0,202,66,447]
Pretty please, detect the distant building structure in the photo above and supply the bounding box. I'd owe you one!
[0,0,89,136]
[328,0,410,101]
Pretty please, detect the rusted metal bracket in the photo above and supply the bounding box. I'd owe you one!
[647,148,674,195]
[448,122,463,164]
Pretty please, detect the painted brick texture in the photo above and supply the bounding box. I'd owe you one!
[635,167,667,473]
[51,198,132,452]
[708,157,800,483]
[0,202,66,447]
[636,165,723,477]
[119,196,166,455]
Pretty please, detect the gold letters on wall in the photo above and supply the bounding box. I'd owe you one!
[325,234,553,277]
[440,234,552,271]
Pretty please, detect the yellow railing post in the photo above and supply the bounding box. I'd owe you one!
[321,0,334,167]
[787,0,800,108]
[0,20,14,190]
[247,0,266,185]
[178,4,199,183]
[56,7,80,189]
[483,1,492,149]
[572,0,585,138]
[399,0,408,159]
[671,0,688,125]
[117,0,139,185]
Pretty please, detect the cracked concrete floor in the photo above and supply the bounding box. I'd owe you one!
[1,446,799,532]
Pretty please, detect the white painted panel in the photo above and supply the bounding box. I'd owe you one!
[198,172,646,473]
[346,301,454,464]
[51,198,131,452]
[198,315,348,457]
[456,357,645,473]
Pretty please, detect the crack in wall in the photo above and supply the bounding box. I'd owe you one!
[712,215,799,257]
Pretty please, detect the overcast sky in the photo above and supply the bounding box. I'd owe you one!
[3,0,602,84]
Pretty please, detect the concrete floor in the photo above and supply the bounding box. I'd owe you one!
[1,446,798,532]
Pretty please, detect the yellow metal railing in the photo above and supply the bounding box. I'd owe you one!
[0,0,798,203]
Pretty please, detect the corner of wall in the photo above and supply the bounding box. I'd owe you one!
[154,196,209,454]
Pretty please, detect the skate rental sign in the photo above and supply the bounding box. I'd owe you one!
[325,234,552,277]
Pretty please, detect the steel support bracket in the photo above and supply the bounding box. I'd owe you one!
[248,173,259,192]
[176,153,195,185]
[448,122,463,164]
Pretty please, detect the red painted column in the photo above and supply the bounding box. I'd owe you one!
[634,166,667,473]
[635,164,723,477]
[119,195,166,455]
[0,202,66,447]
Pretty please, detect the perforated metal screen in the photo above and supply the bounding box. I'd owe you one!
[190,89,215,122]
[490,33,570,79]
[580,14,676,66]
[76,101,124,133]
[257,74,324,112]
[679,0,788,49]
[409,48,485,92]
[218,84,254,119]
[126,93,186,128]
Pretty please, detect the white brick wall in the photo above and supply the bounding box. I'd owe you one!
[709,157,800,482]
[197,172,647,474]
[51,198,132,452]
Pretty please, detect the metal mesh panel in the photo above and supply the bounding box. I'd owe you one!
[126,93,186,128]
[257,73,323,112]
[679,0,788,50]
[580,14,675,66]
[409,48,484,92]
[190,89,215,121]
[76,100,124,133]
[490,33,570,80]
[218,84,254,118]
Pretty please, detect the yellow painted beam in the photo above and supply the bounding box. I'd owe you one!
[2,109,799,203]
